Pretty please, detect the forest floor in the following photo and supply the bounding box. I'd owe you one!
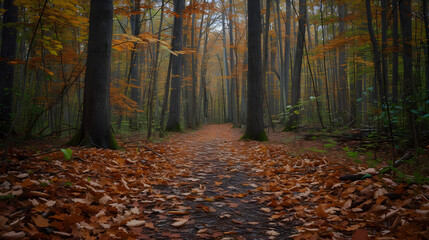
[1,124,428,239]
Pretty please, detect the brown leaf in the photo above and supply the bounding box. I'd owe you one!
[171,218,188,227]
[342,198,352,210]
[126,219,146,227]
[32,215,49,228]
[1,231,26,239]
[352,229,369,240]
[315,205,329,218]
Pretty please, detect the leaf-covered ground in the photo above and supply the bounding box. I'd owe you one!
[1,124,428,239]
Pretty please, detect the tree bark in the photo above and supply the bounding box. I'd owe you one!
[399,0,418,146]
[0,0,18,134]
[69,0,117,149]
[242,0,267,141]
[284,0,306,131]
[221,0,231,122]
[392,0,399,104]
[166,0,185,132]
[284,0,291,111]
[147,0,165,139]
[229,0,238,127]
[129,0,142,129]
[338,1,348,117]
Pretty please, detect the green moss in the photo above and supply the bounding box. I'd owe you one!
[240,131,268,141]
[68,128,120,150]
[165,124,182,132]
[308,147,327,153]
[282,125,297,132]
[108,133,120,150]
[323,143,336,148]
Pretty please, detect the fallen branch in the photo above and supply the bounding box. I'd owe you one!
[123,145,164,159]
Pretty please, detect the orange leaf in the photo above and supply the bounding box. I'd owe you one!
[315,205,329,218]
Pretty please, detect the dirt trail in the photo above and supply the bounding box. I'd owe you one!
[145,125,296,239]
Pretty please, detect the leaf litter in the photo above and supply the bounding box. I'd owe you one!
[0,124,428,239]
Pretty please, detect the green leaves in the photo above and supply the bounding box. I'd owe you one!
[60,148,73,161]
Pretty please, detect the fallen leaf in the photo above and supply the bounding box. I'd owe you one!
[266,230,280,236]
[16,173,29,179]
[261,207,271,213]
[144,222,155,229]
[352,229,369,240]
[126,219,146,227]
[32,215,49,228]
[46,200,56,207]
[168,210,189,215]
[342,198,352,210]
[171,218,188,227]
[315,205,329,218]
[99,195,112,204]
[1,231,26,239]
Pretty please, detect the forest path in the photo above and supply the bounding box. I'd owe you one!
[147,124,296,239]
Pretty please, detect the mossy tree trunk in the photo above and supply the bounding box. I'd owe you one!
[68,0,118,149]
[284,0,306,131]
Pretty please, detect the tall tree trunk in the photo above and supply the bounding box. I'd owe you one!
[284,0,306,131]
[147,0,165,139]
[365,0,383,107]
[229,0,238,127]
[166,0,185,132]
[221,0,231,122]
[0,0,18,134]
[129,1,142,129]
[242,0,267,141]
[159,55,172,137]
[275,0,285,112]
[320,0,332,126]
[392,0,399,104]
[399,0,418,146]
[381,0,389,102]
[190,0,197,128]
[338,1,348,119]
[69,0,117,149]
[284,0,291,111]
[423,0,429,101]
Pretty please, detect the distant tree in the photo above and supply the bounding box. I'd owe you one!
[399,0,417,145]
[68,0,118,149]
[0,0,18,134]
[284,0,306,131]
[242,0,267,141]
[166,0,185,132]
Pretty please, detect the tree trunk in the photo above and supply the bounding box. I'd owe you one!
[338,2,348,118]
[147,0,165,139]
[392,0,399,104]
[423,0,429,101]
[399,0,418,145]
[129,0,142,130]
[69,0,117,149]
[229,0,238,127]
[0,0,18,134]
[190,0,197,128]
[221,0,231,122]
[166,0,185,132]
[242,0,267,141]
[284,0,291,111]
[284,0,306,131]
